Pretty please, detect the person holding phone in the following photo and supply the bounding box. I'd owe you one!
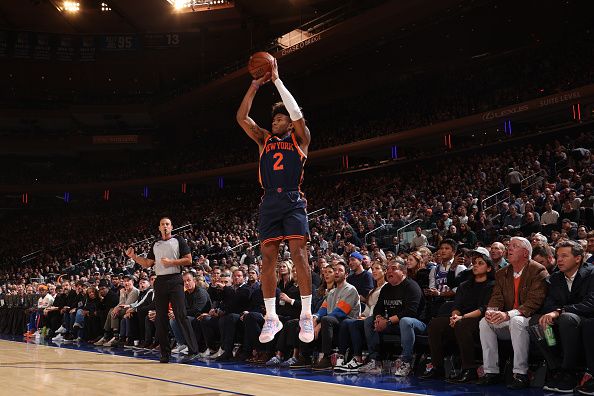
[425,239,466,317]
[423,249,495,381]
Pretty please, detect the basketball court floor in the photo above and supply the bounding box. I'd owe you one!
[0,335,547,395]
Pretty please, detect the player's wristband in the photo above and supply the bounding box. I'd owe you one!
[251,81,260,90]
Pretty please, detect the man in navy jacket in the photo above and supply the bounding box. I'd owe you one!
[529,240,594,394]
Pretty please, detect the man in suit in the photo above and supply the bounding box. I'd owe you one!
[530,240,594,393]
[478,236,548,389]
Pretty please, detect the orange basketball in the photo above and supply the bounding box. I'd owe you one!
[248,52,274,79]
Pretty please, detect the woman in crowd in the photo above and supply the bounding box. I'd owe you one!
[313,264,336,312]
[458,223,478,250]
[422,251,495,382]
[336,260,387,372]
[75,286,100,342]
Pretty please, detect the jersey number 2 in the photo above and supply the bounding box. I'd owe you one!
[273,152,284,171]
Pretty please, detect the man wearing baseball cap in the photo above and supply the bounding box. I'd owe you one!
[347,252,374,307]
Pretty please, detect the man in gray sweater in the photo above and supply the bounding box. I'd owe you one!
[311,261,361,370]
[103,275,139,347]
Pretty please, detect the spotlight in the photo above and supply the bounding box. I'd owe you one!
[62,1,80,12]
[167,0,233,12]
[173,0,187,10]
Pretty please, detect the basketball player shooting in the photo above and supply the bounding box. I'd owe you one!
[236,58,314,344]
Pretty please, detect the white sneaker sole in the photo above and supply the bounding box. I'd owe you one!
[298,317,314,343]
[259,321,283,344]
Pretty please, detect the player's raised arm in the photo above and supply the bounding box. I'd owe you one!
[236,72,271,148]
[270,59,311,152]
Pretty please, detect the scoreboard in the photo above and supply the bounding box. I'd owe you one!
[0,31,183,60]
[143,33,181,49]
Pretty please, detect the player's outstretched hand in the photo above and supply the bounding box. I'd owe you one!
[125,247,135,258]
[270,58,279,82]
[254,71,271,86]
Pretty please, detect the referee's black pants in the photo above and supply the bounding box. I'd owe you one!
[154,274,198,357]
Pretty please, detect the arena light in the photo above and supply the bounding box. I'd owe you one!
[167,0,234,12]
[391,145,398,159]
[101,2,111,11]
[173,0,185,10]
[169,0,189,10]
[62,1,80,12]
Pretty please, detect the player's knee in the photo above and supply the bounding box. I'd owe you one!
[289,242,307,261]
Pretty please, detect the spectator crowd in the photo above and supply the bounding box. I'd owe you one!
[1,125,594,393]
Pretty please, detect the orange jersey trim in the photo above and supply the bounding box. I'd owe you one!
[291,134,307,189]
[284,234,306,240]
[258,134,272,189]
[291,133,307,160]
[261,236,285,246]
[262,235,307,245]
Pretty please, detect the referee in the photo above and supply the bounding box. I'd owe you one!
[126,216,198,363]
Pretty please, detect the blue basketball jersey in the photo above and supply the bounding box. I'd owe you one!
[434,265,451,293]
[259,133,306,191]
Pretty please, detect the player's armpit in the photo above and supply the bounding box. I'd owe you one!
[237,116,268,146]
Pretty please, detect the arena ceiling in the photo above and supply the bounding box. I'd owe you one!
[0,0,589,134]
[0,0,343,34]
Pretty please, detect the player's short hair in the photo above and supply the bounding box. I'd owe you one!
[271,102,290,118]
[271,102,304,120]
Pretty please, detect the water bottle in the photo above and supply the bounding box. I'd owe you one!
[232,343,241,357]
[330,348,339,366]
[544,325,556,347]
[362,350,369,361]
